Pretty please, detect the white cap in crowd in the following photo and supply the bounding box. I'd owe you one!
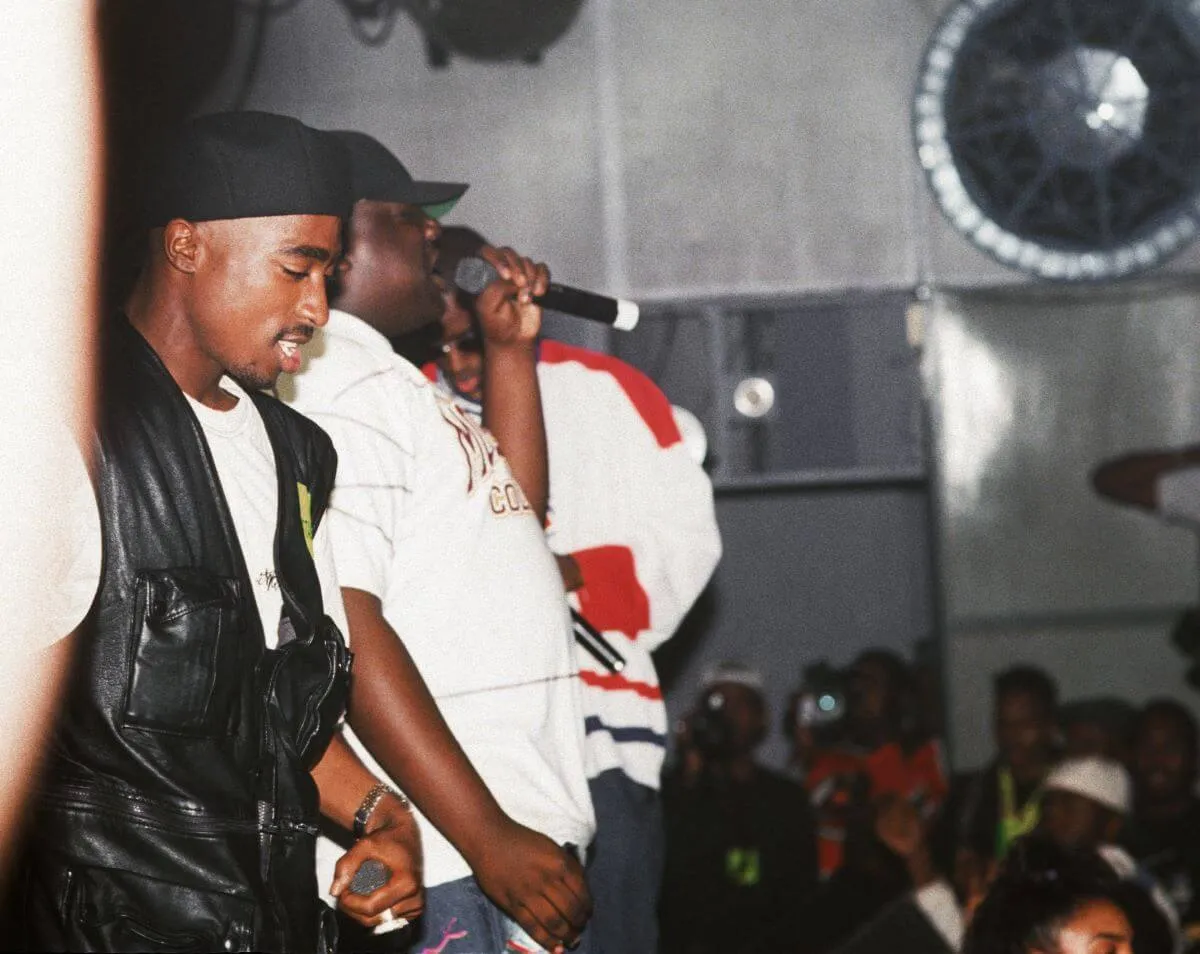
[1043,756,1132,814]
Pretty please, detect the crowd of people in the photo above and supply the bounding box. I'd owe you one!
[661,653,1200,954]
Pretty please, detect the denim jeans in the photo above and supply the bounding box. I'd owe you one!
[337,874,595,954]
[584,769,663,954]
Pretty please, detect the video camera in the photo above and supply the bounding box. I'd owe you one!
[788,660,849,738]
[689,687,737,758]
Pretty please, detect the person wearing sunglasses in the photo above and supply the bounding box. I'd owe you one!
[422,224,722,954]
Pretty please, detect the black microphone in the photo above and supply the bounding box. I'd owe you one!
[571,608,626,674]
[454,257,639,331]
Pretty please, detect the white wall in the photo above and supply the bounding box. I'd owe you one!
[927,283,1200,768]
[947,619,1200,770]
[203,0,1200,300]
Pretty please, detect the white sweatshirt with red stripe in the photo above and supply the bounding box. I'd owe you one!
[428,340,722,789]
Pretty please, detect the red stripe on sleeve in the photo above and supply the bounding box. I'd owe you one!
[578,670,663,700]
[539,340,682,449]
[572,545,650,639]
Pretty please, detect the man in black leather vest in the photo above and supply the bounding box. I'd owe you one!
[16,112,423,953]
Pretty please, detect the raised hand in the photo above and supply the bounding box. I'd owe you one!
[474,245,550,349]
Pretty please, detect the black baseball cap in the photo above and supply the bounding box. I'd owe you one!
[331,130,468,218]
[141,111,352,228]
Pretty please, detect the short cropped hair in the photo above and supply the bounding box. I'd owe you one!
[994,665,1058,716]
[1137,698,1199,760]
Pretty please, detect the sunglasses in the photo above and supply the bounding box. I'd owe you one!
[437,330,483,356]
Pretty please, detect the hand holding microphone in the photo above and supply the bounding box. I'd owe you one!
[331,790,423,935]
[468,246,550,350]
[349,859,409,935]
[455,256,640,331]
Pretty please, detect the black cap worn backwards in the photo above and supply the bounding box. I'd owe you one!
[141,111,352,229]
[330,130,468,217]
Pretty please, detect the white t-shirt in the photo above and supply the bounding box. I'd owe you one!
[431,342,722,790]
[68,377,347,648]
[185,379,346,645]
[282,310,595,890]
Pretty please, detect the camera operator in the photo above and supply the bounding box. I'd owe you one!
[660,662,819,954]
[796,650,948,878]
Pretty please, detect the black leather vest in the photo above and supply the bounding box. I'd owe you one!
[21,319,352,953]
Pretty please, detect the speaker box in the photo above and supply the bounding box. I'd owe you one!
[610,290,925,490]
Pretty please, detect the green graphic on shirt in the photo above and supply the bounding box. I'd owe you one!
[297,483,314,556]
[725,847,761,887]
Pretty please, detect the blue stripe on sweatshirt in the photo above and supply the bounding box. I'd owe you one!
[584,716,667,747]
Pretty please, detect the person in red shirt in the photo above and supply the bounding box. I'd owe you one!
[798,650,948,878]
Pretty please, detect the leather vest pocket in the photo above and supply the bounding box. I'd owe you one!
[58,863,255,953]
[295,616,352,765]
[123,568,243,738]
[261,615,351,768]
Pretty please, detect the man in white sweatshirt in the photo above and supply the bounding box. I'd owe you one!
[282,133,595,954]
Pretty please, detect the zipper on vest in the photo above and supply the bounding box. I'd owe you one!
[43,782,317,837]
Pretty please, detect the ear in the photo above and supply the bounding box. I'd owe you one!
[162,219,201,274]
